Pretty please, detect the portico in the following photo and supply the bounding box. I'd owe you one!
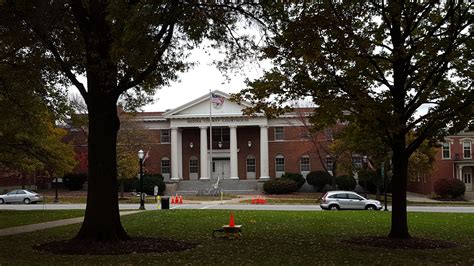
[163,91,270,181]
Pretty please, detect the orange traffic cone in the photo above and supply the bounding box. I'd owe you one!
[256,196,261,204]
[179,195,183,204]
[229,212,235,228]
[251,196,255,204]
[171,195,175,204]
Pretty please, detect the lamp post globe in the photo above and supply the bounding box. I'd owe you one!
[138,149,145,210]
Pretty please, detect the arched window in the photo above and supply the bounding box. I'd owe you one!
[275,154,285,177]
[300,156,310,172]
[161,157,170,174]
[189,156,198,174]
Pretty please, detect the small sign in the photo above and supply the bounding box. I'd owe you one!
[154,186,159,196]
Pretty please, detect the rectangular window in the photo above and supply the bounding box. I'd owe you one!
[246,158,256,173]
[300,130,310,139]
[325,128,333,141]
[189,159,198,174]
[160,129,170,143]
[442,142,450,159]
[326,156,333,171]
[161,159,170,174]
[300,157,310,172]
[352,156,363,168]
[464,141,472,159]
[274,127,284,140]
[275,157,285,172]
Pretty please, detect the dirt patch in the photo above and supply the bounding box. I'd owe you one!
[34,237,197,255]
[347,236,459,250]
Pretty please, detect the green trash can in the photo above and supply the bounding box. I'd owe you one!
[161,196,170,209]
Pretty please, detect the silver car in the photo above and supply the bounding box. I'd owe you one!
[0,189,43,204]
[320,191,382,210]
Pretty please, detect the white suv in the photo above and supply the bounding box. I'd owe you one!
[320,191,382,210]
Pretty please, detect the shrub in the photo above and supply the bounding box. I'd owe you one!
[434,178,465,198]
[306,171,332,192]
[263,178,298,194]
[130,174,166,195]
[281,172,305,189]
[357,170,379,194]
[336,175,357,191]
[63,173,87,191]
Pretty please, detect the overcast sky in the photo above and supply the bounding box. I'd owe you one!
[142,47,267,112]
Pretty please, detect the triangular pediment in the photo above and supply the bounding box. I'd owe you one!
[164,90,255,119]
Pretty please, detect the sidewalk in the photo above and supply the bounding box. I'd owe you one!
[0,210,141,237]
[406,192,439,203]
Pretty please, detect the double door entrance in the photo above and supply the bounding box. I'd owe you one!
[212,158,230,179]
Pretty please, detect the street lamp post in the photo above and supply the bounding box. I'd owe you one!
[363,155,368,198]
[53,176,59,203]
[381,162,388,211]
[138,149,145,210]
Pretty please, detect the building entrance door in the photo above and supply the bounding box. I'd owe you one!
[464,170,472,191]
[212,158,230,179]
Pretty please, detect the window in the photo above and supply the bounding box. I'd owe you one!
[442,142,450,159]
[160,129,170,143]
[161,157,170,174]
[275,154,285,172]
[326,156,334,171]
[246,156,256,173]
[274,127,284,140]
[189,157,198,174]
[300,156,310,172]
[212,127,230,148]
[463,141,472,159]
[464,173,472,184]
[300,130,310,139]
[352,156,363,168]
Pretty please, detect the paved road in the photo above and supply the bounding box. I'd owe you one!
[1,203,473,213]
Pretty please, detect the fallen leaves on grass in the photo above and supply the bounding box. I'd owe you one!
[347,236,459,250]
[33,237,197,255]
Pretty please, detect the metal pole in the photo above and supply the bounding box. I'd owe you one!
[139,158,145,210]
[209,90,213,180]
[382,162,388,211]
[53,176,59,203]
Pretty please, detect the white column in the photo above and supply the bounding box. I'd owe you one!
[230,125,239,179]
[171,127,179,181]
[260,125,270,179]
[178,129,183,179]
[458,165,463,180]
[200,126,209,180]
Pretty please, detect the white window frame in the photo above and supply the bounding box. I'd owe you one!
[246,155,256,173]
[160,129,170,143]
[274,127,284,141]
[189,157,198,174]
[300,156,310,172]
[161,157,170,174]
[275,154,285,177]
[463,141,472,159]
[326,156,334,173]
[442,142,451,159]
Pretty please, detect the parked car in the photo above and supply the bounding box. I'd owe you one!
[320,191,382,210]
[0,189,43,204]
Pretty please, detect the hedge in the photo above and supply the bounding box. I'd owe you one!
[281,172,305,189]
[263,178,298,194]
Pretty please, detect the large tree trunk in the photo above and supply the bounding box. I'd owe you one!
[388,134,410,239]
[74,8,129,240]
[75,98,129,241]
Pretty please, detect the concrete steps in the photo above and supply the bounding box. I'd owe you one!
[175,180,260,195]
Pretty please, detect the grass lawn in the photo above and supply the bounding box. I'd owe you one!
[0,210,85,229]
[0,210,473,264]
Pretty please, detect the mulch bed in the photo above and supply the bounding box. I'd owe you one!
[347,236,459,250]
[33,237,197,255]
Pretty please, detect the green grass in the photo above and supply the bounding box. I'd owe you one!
[0,210,473,264]
[0,210,85,229]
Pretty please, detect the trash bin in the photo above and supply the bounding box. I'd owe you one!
[161,196,170,209]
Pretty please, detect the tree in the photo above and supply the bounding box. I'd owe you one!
[236,2,473,238]
[0,34,76,181]
[0,1,263,241]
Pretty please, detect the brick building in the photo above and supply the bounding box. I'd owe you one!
[134,90,328,183]
[408,130,474,198]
